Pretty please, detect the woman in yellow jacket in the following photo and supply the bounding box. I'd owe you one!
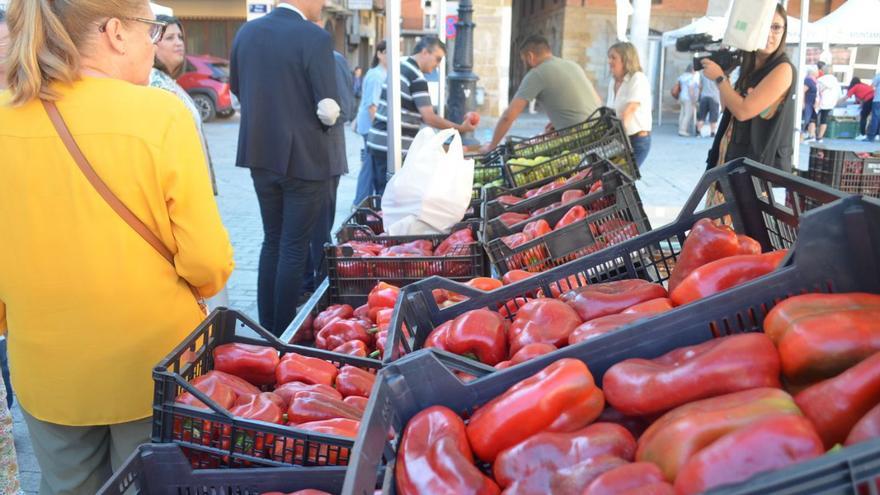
[0,1,234,493]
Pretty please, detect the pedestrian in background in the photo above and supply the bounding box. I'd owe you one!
[847,77,876,140]
[366,37,475,194]
[352,66,363,108]
[353,41,387,207]
[0,5,13,412]
[816,66,841,143]
[607,41,652,168]
[301,21,356,303]
[802,67,818,142]
[867,72,880,142]
[230,0,341,335]
[703,3,795,175]
[676,65,698,136]
[696,70,721,138]
[1,0,234,492]
[150,15,218,194]
[482,35,601,152]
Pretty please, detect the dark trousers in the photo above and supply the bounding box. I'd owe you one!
[629,133,652,168]
[303,175,341,294]
[0,339,11,408]
[251,169,330,336]
[869,102,880,140]
[860,100,873,136]
[368,148,390,196]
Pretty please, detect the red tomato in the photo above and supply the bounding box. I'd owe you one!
[465,111,481,126]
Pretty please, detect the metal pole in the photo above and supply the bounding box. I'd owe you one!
[792,0,810,171]
[437,0,447,118]
[658,45,665,126]
[447,0,480,145]
[386,2,403,173]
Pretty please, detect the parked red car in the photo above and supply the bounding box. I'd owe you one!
[177,54,235,122]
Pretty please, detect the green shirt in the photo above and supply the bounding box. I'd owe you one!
[514,56,602,130]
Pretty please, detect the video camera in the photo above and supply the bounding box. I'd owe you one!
[675,33,743,73]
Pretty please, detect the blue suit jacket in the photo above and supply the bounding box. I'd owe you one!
[230,8,341,179]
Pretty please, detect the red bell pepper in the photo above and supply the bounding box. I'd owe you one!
[353,303,372,322]
[508,299,583,356]
[546,455,629,495]
[195,370,260,398]
[493,423,636,493]
[313,304,354,333]
[230,392,284,424]
[498,212,530,227]
[396,406,500,495]
[315,319,370,351]
[273,381,341,409]
[636,388,802,481]
[367,282,400,322]
[795,351,880,448]
[667,218,741,293]
[737,234,761,255]
[566,168,592,183]
[764,292,880,384]
[379,243,431,257]
[846,402,880,446]
[335,365,376,398]
[466,358,605,462]
[495,343,557,369]
[343,395,369,412]
[670,250,788,306]
[465,277,504,293]
[588,180,603,194]
[425,309,508,365]
[583,462,673,495]
[275,353,339,387]
[623,297,674,314]
[604,333,781,416]
[435,228,475,256]
[498,297,531,319]
[213,343,280,386]
[674,414,824,495]
[555,205,588,230]
[562,189,585,203]
[289,418,360,465]
[292,312,315,344]
[562,279,668,323]
[524,219,553,240]
[293,417,360,437]
[287,392,363,424]
[502,269,535,285]
[502,232,532,249]
[177,376,237,410]
[374,308,393,330]
[497,194,523,205]
[568,311,668,346]
[543,273,589,299]
[331,340,369,358]
[532,201,563,217]
[595,406,654,440]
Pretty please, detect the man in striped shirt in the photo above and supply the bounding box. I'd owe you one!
[366,37,476,195]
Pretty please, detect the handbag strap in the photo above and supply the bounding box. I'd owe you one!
[42,100,205,308]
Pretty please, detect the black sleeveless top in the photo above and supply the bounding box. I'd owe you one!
[707,53,797,172]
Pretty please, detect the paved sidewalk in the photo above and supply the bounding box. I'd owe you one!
[10,112,877,492]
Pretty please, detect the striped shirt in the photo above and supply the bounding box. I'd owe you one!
[367,57,432,153]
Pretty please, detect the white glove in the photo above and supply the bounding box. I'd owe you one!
[317,98,341,126]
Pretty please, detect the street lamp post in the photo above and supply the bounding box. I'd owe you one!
[446,0,479,146]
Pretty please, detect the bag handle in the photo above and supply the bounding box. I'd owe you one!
[42,100,206,312]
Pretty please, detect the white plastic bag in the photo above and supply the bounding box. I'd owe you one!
[381,127,475,236]
[723,0,776,51]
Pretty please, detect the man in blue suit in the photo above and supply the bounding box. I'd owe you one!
[231,0,341,335]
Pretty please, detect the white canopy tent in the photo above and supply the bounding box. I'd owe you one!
[813,0,880,45]
[661,15,823,47]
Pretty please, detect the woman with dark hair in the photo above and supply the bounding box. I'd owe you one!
[149,14,219,196]
[702,3,796,175]
[847,76,876,139]
[352,40,388,207]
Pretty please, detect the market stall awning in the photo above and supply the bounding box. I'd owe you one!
[813,0,880,45]
[150,2,174,16]
[661,15,823,47]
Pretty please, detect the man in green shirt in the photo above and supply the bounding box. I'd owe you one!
[482,35,601,152]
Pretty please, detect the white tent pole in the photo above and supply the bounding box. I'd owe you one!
[437,0,447,118]
[792,0,809,172]
[658,46,665,126]
[386,3,403,174]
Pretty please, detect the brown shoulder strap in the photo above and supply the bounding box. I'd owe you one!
[42,100,175,264]
[42,100,205,309]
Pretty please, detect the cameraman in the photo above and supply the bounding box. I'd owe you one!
[702,4,796,175]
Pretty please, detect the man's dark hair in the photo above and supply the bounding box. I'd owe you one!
[520,35,551,54]
[413,36,446,55]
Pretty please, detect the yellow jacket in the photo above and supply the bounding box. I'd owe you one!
[0,77,234,426]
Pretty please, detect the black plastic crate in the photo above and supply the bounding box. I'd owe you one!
[336,196,385,239]
[97,443,347,495]
[484,181,650,274]
[482,159,630,241]
[152,309,383,468]
[504,150,590,188]
[343,195,880,495]
[506,107,639,182]
[808,145,880,199]
[328,220,488,305]
[384,158,850,362]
